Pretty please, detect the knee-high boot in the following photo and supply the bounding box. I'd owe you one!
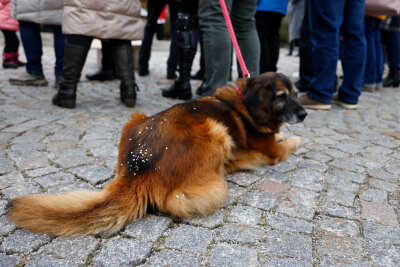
[112,42,138,107]
[162,12,198,100]
[52,42,90,109]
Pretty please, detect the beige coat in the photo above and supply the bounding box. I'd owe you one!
[11,0,63,25]
[62,0,144,40]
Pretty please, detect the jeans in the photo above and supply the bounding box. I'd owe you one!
[382,30,400,69]
[138,0,179,73]
[19,21,65,76]
[1,30,19,53]
[255,11,283,73]
[199,0,260,92]
[307,0,366,105]
[363,17,383,88]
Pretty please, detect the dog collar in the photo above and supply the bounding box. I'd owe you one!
[235,86,244,99]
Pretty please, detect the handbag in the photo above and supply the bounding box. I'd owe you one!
[365,0,400,16]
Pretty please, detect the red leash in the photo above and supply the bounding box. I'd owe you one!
[219,0,250,79]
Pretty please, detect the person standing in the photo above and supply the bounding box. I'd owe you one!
[298,0,366,110]
[9,0,65,87]
[52,0,144,109]
[255,0,289,73]
[0,0,24,69]
[198,0,260,96]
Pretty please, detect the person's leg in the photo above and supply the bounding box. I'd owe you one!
[297,0,313,92]
[231,0,260,76]
[338,0,366,104]
[86,41,115,81]
[162,1,199,100]
[53,25,65,78]
[255,11,271,74]
[9,21,48,85]
[382,30,400,87]
[306,0,344,104]
[2,30,19,68]
[375,19,384,89]
[18,21,44,76]
[52,35,92,108]
[167,1,179,79]
[266,12,283,72]
[138,0,167,75]
[362,17,376,91]
[198,0,232,95]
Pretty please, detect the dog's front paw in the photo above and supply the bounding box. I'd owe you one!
[275,132,286,142]
[288,136,302,150]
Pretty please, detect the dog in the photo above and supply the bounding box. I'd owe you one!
[8,72,307,236]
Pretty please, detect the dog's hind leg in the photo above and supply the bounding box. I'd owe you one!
[162,173,228,218]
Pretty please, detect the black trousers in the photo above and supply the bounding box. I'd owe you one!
[299,0,313,85]
[139,0,179,72]
[100,40,114,72]
[255,11,283,73]
[1,30,20,53]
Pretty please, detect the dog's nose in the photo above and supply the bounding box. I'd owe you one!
[297,109,308,122]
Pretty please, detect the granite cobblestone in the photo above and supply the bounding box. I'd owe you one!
[0,42,399,265]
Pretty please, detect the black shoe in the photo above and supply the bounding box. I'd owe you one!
[294,79,309,93]
[196,82,214,96]
[52,84,76,109]
[139,68,149,76]
[162,80,192,100]
[121,83,138,107]
[191,69,204,80]
[383,67,400,87]
[167,70,177,80]
[86,69,115,81]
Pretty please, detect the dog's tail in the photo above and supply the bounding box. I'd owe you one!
[7,176,148,236]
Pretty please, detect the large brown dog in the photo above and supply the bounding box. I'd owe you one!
[8,72,307,236]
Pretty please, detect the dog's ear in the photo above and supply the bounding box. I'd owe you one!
[243,79,276,124]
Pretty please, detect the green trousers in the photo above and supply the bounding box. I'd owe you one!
[198,0,260,94]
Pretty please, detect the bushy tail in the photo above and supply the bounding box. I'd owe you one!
[7,177,148,236]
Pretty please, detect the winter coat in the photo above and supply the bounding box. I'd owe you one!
[257,0,289,16]
[0,0,18,31]
[11,0,63,25]
[62,0,144,40]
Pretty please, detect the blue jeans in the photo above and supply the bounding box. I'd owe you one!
[363,17,383,88]
[19,21,65,76]
[307,0,366,105]
[382,30,400,68]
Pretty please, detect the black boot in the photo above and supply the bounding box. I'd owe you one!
[112,42,138,107]
[52,42,90,109]
[162,12,198,100]
[383,67,400,87]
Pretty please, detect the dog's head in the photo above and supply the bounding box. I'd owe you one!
[240,72,307,125]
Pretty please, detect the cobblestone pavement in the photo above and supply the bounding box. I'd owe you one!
[0,39,399,267]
